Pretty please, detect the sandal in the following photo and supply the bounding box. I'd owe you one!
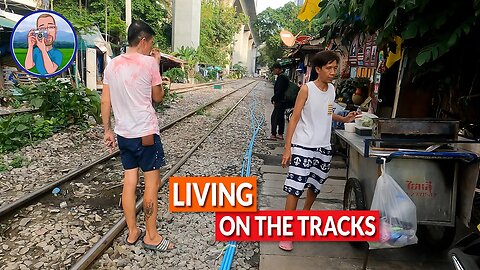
[142,237,174,252]
[276,135,284,140]
[278,241,293,251]
[267,135,277,141]
[125,227,145,245]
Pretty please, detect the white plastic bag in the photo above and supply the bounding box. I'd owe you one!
[369,161,418,249]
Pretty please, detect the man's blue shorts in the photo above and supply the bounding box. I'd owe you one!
[117,134,166,172]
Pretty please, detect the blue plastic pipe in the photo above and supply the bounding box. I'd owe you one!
[219,88,265,270]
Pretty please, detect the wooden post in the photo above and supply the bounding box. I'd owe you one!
[391,49,406,118]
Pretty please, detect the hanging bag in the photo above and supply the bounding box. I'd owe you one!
[369,160,418,249]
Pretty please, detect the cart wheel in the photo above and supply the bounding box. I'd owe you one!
[343,178,366,211]
[344,178,367,248]
[418,224,456,251]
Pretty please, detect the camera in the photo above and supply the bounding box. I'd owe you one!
[33,29,49,39]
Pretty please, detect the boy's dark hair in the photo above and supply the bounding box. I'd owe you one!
[127,20,155,46]
[311,50,340,68]
[271,63,283,71]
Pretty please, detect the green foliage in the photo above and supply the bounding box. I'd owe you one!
[0,79,101,153]
[54,0,172,52]
[0,114,51,152]
[254,2,312,66]
[174,46,198,80]
[194,73,209,83]
[9,155,24,168]
[163,68,187,83]
[0,89,14,107]
[229,63,247,79]
[197,0,247,66]
[312,0,480,67]
[17,79,101,129]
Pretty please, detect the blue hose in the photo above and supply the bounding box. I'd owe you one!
[219,87,264,270]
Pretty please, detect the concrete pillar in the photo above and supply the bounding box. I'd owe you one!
[232,24,245,65]
[172,0,201,51]
[246,38,255,75]
[241,30,250,64]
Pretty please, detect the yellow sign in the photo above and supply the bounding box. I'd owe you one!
[297,0,321,22]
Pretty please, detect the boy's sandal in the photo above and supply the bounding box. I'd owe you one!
[125,227,145,245]
[142,238,174,252]
[278,241,293,251]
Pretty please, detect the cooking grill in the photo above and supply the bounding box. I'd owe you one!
[372,118,459,148]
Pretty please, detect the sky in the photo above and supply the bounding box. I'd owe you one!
[256,0,294,14]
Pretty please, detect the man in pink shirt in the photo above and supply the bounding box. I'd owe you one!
[101,20,174,251]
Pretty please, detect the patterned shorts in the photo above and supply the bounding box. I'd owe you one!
[283,144,333,197]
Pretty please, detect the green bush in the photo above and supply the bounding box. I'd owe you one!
[194,73,208,84]
[0,79,101,153]
[163,68,186,83]
[17,79,101,129]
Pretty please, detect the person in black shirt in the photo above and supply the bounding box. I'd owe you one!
[270,63,289,140]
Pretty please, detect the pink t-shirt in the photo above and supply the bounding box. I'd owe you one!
[103,53,162,138]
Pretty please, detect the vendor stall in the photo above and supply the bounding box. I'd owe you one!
[336,118,480,249]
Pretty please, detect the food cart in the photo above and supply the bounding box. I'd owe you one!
[335,118,480,249]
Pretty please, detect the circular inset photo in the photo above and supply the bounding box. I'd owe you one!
[10,10,77,78]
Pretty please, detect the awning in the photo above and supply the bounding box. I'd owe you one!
[79,27,113,56]
[0,16,16,29]
[160,53,186,64]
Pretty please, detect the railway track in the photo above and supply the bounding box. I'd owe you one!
[0,80,259,270]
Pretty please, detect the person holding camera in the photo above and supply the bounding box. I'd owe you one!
[101,20,174,252]
[24,13,62,75]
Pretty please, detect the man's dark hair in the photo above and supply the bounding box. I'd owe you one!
[127,20,155,46]
[311,50,340,68]
[271,62,283,71]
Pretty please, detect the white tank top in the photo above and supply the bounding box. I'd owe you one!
[291,81,335,148]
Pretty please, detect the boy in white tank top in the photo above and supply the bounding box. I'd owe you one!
[278,51,360,251]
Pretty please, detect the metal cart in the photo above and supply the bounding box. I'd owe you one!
[335,129,480,249]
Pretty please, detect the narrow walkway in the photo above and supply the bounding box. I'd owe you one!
[256,81,450,270]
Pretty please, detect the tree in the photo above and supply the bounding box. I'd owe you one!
[197,0,247,66]
[253,2,314,67]
[53,0,172,52]
[174,46,198,81]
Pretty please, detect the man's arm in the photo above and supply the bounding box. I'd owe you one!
[152,84,164,103]
[150,49,164,103]
[25,31,36,70]
[332,111,360,123]
[101,84,116,150]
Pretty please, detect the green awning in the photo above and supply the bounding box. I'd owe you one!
[0,16,16,29]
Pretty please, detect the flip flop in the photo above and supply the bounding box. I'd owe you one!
[125,227,145,245]
[267,135,277,141]
[278,241,293,251]
[142,237,174,252]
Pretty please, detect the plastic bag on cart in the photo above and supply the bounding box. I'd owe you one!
[369,162,418,249]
